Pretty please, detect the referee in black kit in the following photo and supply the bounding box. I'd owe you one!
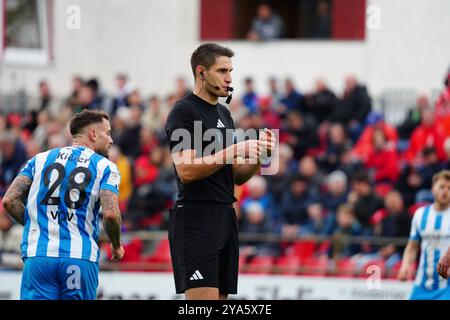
[165,43,276,300]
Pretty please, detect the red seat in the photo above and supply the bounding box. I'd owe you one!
[139,212,163,229]
[238,255,248,273]
[151,239,171,263]
[300,256,329,276]
[275,255,301,275]
[288,240,317,261]
[334,258,357,278]
[246,256,274,274]
[144,239,172,271]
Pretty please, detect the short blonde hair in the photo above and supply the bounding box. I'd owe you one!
[432,170,450,185]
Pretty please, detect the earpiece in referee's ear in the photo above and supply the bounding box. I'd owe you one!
[200,71,205,80]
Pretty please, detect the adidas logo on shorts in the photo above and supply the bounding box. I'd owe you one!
[190,270,204,280]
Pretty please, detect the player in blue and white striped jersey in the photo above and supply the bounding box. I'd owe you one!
[2,110,125,300]
[398,170,450,300]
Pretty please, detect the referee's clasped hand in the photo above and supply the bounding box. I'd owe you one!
[259,128,276,154]
[235,140,261,159]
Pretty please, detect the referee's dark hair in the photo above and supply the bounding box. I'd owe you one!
[190,43,234,77]
[70,109,109,137]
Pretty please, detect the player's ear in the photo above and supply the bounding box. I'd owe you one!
[88,128,97,142]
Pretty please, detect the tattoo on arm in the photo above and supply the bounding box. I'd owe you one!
[3,175,32,226]
[99,190,122,249]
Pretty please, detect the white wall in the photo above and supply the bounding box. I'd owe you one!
[366,0,450,95]
[0,272,413,300]
[0,0,200,98]
[0,0,448,101]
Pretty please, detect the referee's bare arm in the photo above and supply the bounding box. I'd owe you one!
[100,190,125,261]
[173,140,263,184]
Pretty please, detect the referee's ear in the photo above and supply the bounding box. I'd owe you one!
[196,66,205,79]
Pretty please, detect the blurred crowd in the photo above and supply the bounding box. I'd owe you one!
[1,68,450,275]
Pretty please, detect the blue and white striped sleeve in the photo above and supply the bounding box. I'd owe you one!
[18,156,36,180]
[99,162,121,194]
[409,208,422,241]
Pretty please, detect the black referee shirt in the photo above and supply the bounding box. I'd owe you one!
[165,93,236,204]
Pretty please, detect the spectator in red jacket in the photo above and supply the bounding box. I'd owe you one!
[365,127,400,184]
[405,107,447,165]
[352,111,398,163]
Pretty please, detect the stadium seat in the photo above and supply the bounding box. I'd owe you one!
[139,212,164,229]
[144,239,172,271]
[239,255,248,273]
[334,258,357,278]
[300,256,329,276]
[274,255,301,275]
[246,256,274,274]
[288,240,317,262]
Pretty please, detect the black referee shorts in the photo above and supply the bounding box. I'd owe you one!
[168,201,239,294]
